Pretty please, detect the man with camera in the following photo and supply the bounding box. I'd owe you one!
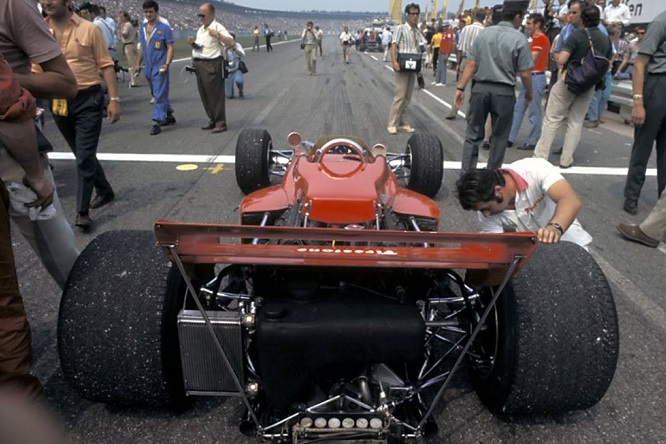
[339,26,354,64]
[387,3,425,135]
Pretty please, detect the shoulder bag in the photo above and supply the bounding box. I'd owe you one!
[238,59,248,74]
[564,28,610,96]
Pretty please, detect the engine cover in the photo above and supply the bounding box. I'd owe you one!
[255,297,425,408]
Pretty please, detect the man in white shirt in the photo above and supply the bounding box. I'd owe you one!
[456,158,592,247]
[339,26,354,64]
[187,2,235,133]
[602,0,631,26]
[381,27,393,62]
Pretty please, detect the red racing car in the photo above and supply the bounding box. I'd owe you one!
[58,130,619,443]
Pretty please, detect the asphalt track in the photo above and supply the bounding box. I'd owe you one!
[12,37,666,443]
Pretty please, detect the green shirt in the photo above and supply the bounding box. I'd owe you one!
[562,27,613,69]
[468,22,533,86]
[639,10,666,74]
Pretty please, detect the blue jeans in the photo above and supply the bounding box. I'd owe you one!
[434,53,447,84]
[509,73,547,146]
[225,69,244,97]
[586,72,613,122]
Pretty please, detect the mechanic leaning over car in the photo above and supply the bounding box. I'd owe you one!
[456,158,592,248]
[454,0,534,175]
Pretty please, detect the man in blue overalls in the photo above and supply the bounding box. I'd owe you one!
[137,0,174,135]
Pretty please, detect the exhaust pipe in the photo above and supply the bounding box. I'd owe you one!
[239,403,261,437]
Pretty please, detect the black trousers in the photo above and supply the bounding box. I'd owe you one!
[460,83,516,175]
[52,88,113,214]
[624,74,666,202]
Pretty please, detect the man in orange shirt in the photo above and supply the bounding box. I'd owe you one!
[41,0,121,230]
[509,13,550,151]
[434,22,456,86]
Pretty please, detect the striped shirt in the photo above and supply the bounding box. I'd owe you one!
[393,23,424,54]
[456,21,484,56]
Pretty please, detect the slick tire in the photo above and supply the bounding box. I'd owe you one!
[405,133,443,198]
[235,128,272,194]
[471,242,619,414]
[58,230,188,408]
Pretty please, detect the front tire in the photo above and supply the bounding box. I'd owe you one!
[58,230,188,408]
[471,242,619,414]
[235,128,272,194]
[404,134,443,198]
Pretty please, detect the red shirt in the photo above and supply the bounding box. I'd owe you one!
[439,29,456,54]
[531,32,550,72]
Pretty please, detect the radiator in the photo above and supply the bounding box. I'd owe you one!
[177,309,244,395]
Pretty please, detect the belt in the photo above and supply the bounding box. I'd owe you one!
[531,71,545,76]
[193,57,223,62]
[78,84,101,94]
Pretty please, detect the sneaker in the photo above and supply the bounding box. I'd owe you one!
[397,125,415,133]
[150,124,161,135]
[431,81,437,85]
[435,83,444,86]
[387,126,398,135]
[417,77,425,89]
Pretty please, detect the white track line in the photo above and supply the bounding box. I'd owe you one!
[46,152,658,177]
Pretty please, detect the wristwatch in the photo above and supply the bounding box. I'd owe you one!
[110,97,120,103]
[547,222,564,235]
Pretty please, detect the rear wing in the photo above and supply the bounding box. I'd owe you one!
[154,220,538,286]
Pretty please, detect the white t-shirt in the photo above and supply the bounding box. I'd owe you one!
[476,158,592,247]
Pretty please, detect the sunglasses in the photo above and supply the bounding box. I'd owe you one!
[197,13,206,18]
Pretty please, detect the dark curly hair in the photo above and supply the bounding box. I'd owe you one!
[404,3,420,14]
[456,169,506,211]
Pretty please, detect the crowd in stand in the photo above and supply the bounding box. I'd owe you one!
[97,0,368,33]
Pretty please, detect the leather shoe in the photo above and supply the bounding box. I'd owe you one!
[559,163,573,169]
[211,126,227,134]
[201,123,215,130]
[75,213,92,230]
[150,124,161,135]
[507,141,514,148]
[517,144,536,151]
[617,223,659,248]
[90,192,115,209]
[623,199,638,215]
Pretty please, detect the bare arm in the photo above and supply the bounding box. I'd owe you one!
[0,120,54,208]
[631,53,649,126]
[453,59,476,108]
[536,179,582,243]
[518,69,533,102]
[391,42,399,71]
[100,66,120,123]
[14,55,77,99]
[555,49,571,70]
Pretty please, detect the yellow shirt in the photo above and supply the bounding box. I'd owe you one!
[431,32,443,48]
[45,14,113,89]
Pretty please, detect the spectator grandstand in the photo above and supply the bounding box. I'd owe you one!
[103,0,382,35]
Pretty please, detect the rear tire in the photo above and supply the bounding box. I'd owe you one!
[58,230,188,408]
[471,242,619,414]
[235,128,272,194]
[405,134,443,198]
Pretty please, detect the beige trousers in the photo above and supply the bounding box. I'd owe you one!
[533,76,594,166]
[388,71,416,128]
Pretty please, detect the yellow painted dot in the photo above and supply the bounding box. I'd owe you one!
[176,164,199,171]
